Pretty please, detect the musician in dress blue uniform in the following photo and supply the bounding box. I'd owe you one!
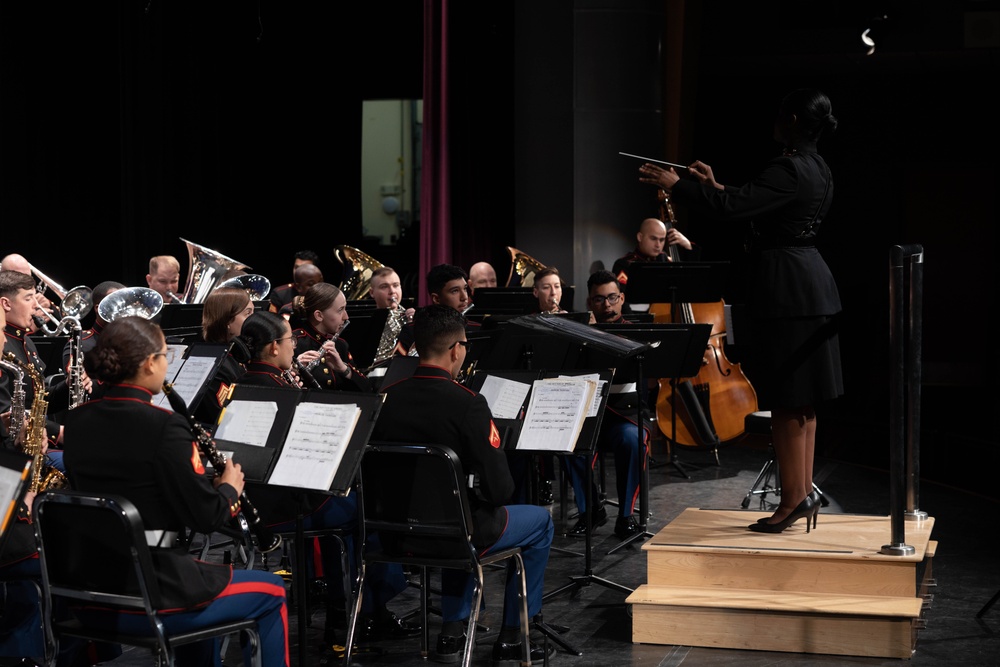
[63,315,289,666]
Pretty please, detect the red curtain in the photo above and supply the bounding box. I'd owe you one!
[418,0,451,306]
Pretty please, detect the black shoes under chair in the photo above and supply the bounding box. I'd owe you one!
[430,630,554,666]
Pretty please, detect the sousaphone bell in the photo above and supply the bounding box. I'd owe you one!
[216,274,272,301]
[176,237,251,305]
[98,287,164,322]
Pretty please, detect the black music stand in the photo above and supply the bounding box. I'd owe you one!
[0,450,32,551]
[586,324,710,553]
[625,261,729,475]
[220,386,383,667]
[504,317,654,599]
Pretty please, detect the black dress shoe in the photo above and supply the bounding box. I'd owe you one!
[614,515,640,540]
[568,504,607,536]
[491,638,555,666]
[430,632,466,664]
[356,612,422,641]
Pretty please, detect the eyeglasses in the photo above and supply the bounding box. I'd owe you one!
[275,335,297,348]
[589,293,623,305]
[153,349,177,364]
[448,340,470,350]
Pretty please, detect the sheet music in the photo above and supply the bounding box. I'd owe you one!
[0,462,27,536]
[267,402,362,491]
[215,400,279,447]
[516,377,596,452]
[478,375,531,419]
[162,343,189,383]
[156,353,214,410]
[559,373,605,417]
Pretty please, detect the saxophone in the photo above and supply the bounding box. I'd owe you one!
[0,352,26,448]
[19,356,69,493]
[371,298,407,366]
[66,320,87,409]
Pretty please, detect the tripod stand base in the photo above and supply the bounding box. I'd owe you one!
[532,613,584,656]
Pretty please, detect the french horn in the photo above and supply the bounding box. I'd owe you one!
[217,274,272,301]
[176,238,252,305]
[506,246,547,288]
[335,245,385,301]
[98,287,164,322]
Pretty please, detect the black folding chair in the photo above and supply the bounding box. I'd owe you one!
[344,443,532,667]
[33,490,262,667]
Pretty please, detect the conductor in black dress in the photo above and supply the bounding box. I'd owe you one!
[639,88,844,534]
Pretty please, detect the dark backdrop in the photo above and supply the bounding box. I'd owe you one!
[2,1,997,495]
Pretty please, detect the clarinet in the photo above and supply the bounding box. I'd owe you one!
[162,382,283,554]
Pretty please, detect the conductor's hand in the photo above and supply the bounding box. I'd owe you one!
[216,458,245,497]
[638,163,680,191]
[687,160,724,191]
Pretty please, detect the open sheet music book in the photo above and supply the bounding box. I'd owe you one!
[215,393,363,492]
[155,343,228,412]
[516,376,598,452]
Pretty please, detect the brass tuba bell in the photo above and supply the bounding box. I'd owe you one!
[176,238,252,305]
[217,274,272,301]
[335,245,385,301]
[506,246,547,287]
[97,287,164,322]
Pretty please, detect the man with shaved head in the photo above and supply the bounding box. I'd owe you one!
[611,218,694,289]
[467,261,497,294]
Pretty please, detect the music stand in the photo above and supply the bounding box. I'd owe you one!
[503,317,653,644]
[624,262,729,475]
[0,450,32,552]
[157,303,205,340]
[586,324,710,553]
[218,386,383,667]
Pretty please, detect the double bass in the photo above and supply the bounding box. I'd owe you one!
[649,189,758,451]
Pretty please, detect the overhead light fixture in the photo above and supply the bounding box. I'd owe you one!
[861,28,876,55]
[861,14,888,56]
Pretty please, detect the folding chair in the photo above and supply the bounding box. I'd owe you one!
[33,490,262,667]
[344,443,532,667]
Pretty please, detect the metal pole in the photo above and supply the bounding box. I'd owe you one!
[882,245,919,556]
[905,248,927,522]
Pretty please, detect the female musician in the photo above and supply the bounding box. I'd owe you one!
[193,286,255,425]
[62,316,289,666]
[639,88,843,534]
[236,311,416,647]
[532,266,567,314]
[290,282,371,392]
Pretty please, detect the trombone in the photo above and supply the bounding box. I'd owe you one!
[27,264,93,337]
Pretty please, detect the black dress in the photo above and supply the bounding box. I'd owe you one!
[671,145,844,409]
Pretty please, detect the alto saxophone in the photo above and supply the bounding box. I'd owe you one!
[371,298,407,366]
[19,356,68,493]
[0,352,26,448]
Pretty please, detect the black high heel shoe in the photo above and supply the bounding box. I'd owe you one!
[756,489,824,527]
[748,496,815,534]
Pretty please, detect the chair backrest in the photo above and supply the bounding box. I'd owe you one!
[360,443,476,562]
[33,490,164,612]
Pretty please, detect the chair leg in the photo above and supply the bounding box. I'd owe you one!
[514,553,532,665]
[343,561,367,664]
[741,446,780,509]
[463,565,486,667]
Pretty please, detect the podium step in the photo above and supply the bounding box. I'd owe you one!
[628,584,922,658]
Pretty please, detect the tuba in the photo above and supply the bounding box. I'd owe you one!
[216,274,272,301]
[506,246,547,287]
[97,287,165,322]
[176,238,252,305]
[334,245,384,300]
